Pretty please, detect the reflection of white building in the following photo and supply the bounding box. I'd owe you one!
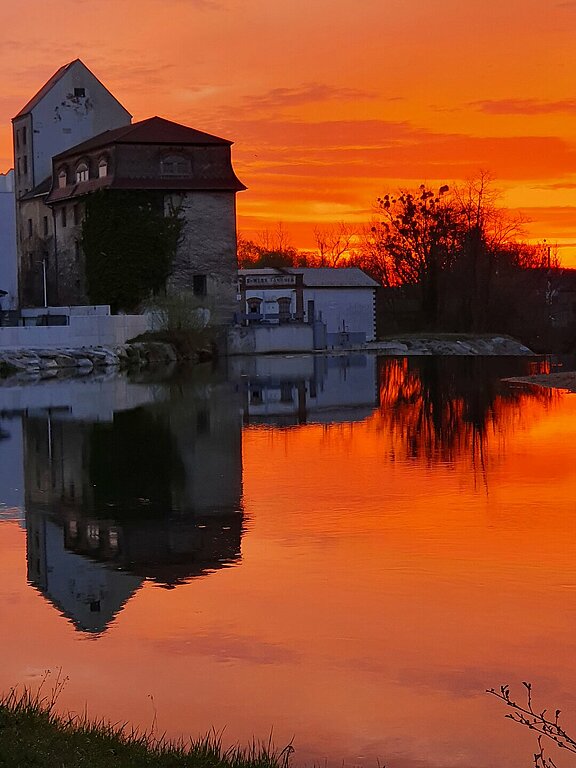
[238,268,378,347]
[17,375,244,633]
[27,511,142,634]
[231,353,379,425]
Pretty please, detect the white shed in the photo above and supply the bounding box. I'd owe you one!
[238,267,379,346]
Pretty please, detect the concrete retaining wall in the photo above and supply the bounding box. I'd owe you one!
[228,324,315,354]
[0,313,150,350]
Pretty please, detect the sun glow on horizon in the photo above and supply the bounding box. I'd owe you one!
[2,0,576,263]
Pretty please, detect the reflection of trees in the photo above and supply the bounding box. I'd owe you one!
[376,357,557,466]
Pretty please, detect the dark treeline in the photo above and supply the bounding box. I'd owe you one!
[239,177,574,351]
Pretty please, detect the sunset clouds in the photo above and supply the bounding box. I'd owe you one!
[2,0,576,260]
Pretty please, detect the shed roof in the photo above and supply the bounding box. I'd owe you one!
[239,267,379,288]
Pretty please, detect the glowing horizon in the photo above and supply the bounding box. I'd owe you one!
[2,0,576,262]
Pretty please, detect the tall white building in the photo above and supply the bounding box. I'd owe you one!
[12,59,132,200]
[12,59,132,306]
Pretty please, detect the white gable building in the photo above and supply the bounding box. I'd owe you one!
[12,59,131,200]
[238,267,378,347]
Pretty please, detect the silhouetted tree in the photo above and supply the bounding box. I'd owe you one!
[364,184,462,327]
[313,222,357,267]
[237,223,299,268]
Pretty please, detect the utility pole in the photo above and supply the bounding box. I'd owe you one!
[41,258,47,307]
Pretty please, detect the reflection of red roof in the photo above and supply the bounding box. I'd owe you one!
[52,116,232,160]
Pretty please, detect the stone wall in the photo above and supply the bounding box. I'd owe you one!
[167,191,239,325]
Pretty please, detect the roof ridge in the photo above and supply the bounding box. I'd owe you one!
[13,59,131,121]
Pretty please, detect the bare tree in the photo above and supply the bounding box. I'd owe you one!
[236,224,298,268]
[313,222,357,267]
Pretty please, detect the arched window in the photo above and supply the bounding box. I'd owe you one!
[75,162,89,183]
[247,297,262,322]
[277,297,292,324]
[98,158,108,178]
[58,168,67,189]
[160,155,190,177]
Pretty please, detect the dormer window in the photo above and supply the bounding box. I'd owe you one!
[75,163,89,183]
[98,158,108,178]
[160,155,190,177]
[58,168,67,188]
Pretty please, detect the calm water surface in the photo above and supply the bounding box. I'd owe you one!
[0,354,575,768]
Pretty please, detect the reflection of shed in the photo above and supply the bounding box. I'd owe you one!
[230,354,379,426]
[238,268,378,346]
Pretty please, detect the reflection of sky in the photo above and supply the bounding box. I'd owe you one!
[0,359,575,768]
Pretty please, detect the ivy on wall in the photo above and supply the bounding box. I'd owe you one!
[82,190,183,312]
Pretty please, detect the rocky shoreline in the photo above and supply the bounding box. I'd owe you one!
[0,334,536,381]
[0,341,180,380]
[366,335,534,356]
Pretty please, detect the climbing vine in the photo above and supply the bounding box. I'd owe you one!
[82,190,183,312]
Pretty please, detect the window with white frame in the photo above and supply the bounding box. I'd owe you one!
[98,158,108,178]
[75,163,89,183]
[58,168,67,188]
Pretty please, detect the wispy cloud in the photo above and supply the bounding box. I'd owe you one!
[472,98,576,115]
[212,116,576,181]
[532,182,576,190]
[244,83,379,111]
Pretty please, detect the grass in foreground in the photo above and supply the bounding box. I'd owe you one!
[0,686,293,768]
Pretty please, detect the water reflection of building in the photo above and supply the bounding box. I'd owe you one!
[26,512,142,633]
[230,354,379,426]
[18,377,243,634]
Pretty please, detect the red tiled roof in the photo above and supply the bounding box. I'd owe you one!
[52,117,233,160]
[19,176,52,200]
[46,173,245,203]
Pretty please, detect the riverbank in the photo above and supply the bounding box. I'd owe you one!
[0,333,534,380]
[0,341,197,379]
[366,333,533,356]
[0,687,292,768]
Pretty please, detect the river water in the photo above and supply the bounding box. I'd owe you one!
[0,354,575,768]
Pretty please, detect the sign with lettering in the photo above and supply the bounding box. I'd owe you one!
[244,275,296,287]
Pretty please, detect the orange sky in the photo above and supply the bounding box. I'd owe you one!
[2,0,576,262]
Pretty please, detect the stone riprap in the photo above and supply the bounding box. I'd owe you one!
[364,335,533,356]
[0,341,179,380]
